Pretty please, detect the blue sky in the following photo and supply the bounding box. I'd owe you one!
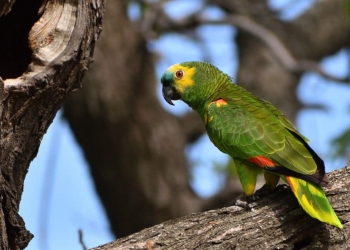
[19,1,350,249]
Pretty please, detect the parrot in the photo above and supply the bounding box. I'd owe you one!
[160,61,342,228]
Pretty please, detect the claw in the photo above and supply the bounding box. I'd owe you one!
[225,193,258,210]
[275,184,289,192]
[254,184,275,197]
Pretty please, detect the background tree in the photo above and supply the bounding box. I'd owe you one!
[63,0,350,239]
[16,0,350,249]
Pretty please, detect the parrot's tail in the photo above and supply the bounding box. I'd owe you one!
[285,176,343,228]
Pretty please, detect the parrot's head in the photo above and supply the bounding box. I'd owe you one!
[160,62,197,106]
[161,61,230,109]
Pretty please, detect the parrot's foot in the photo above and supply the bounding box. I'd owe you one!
[225,194,257,210]
[254,184,275,197]
[275,184,289,192]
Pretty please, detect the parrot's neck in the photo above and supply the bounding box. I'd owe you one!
[185,80,232,117]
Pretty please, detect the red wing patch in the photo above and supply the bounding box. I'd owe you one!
[210,98,227,107]
[247,156,277,168]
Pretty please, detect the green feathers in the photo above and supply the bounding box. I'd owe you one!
[285,176,342,228]
[161,61,342,228]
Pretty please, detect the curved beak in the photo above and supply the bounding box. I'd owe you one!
[162,85,176,105]
[161,75,180,105]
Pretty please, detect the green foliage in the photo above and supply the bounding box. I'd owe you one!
[345,0,350,22]
[331,104,350,159]
[331,127,350,158]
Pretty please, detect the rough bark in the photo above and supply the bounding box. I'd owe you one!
[64,0,350,239]
[0,0,105,249]
[93,166,350,250]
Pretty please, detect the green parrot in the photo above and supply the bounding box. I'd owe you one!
[161,61,342,228]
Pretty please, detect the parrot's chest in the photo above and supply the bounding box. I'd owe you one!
[205,122,242,158]
[204,107,258,159]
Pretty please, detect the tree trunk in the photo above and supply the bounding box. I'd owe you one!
[63,0,213,238]
[0,0,105,249]
[93,166,350,250]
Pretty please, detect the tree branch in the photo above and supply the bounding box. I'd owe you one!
[220,15,350,84]
[93,166,350,249]
[143,0,350,84]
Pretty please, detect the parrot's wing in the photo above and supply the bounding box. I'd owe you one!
[260,99,309,142]
[205,98,327,185]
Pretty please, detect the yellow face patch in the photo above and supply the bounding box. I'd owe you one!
[167,64,196,93]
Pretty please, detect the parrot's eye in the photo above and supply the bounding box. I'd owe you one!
[175,70,184,79]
